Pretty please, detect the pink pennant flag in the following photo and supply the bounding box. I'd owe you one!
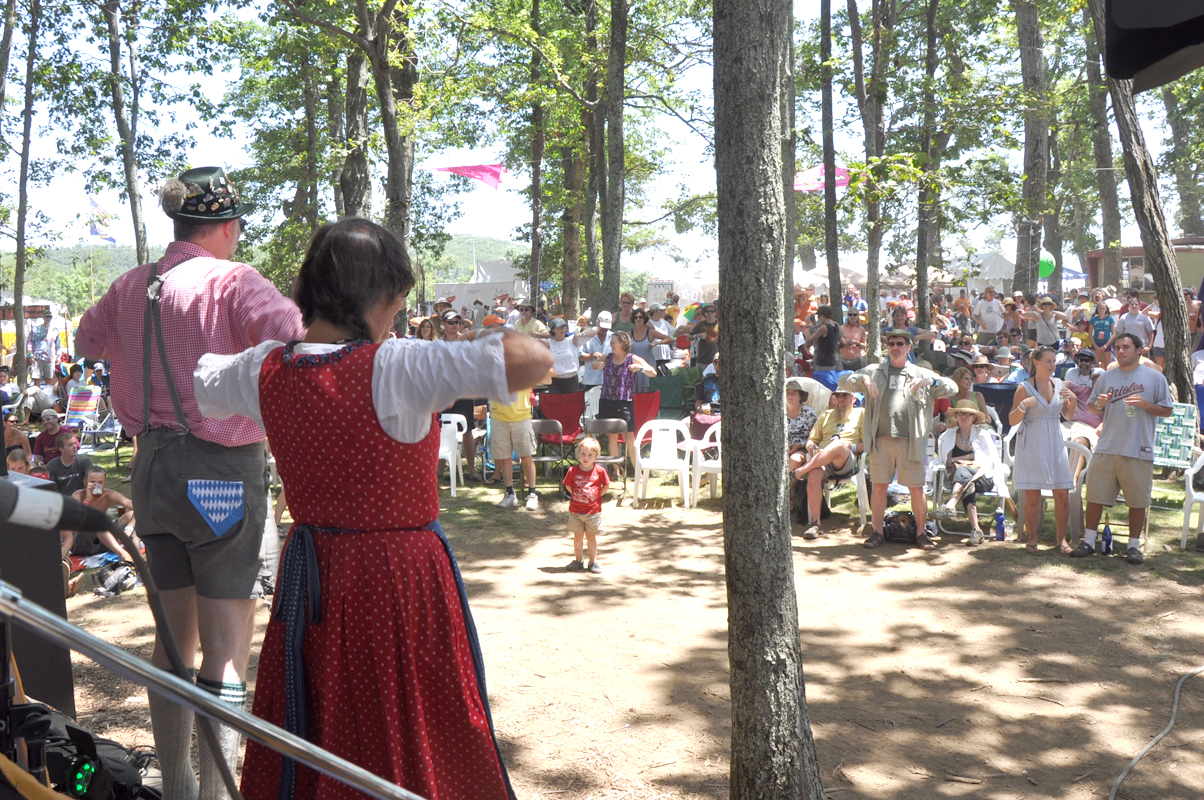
[434,164,507,189]
[794,164,850,192]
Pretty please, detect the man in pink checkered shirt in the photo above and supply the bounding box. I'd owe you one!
[75,166,304,800]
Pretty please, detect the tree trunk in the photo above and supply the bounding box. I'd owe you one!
[913,0,938,328]
[15,0,40,392]
[799,243,816,271]
[1045,123,1064,296]
[101,0,147,265]
[1013,0,1046,296]
[301,50,320,230]
[1160,86,1204,237]
[326,71,346,217]
[341,48,371,218]
[368,27,412,245]
[599,0,626,313]
[820,0,842,324]
[529,0,544,304]
[1083,7,1122,286]
[562,141,583,319]
[714,0,825,794]
[581,0,601,314]
[1088,0,1191,400]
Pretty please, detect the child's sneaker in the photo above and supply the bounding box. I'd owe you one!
[525,491,539,511]
[566,559,584,571]
[588,562,602,574]
[496,491,517,509]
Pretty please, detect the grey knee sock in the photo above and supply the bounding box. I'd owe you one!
[148,687,198,800]
[196,676,246,800]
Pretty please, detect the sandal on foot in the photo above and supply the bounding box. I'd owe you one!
[1058,542,1074,555]
[1025,542,1040,554]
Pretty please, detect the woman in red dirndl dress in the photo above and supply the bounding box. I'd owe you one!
[194,219,551,800]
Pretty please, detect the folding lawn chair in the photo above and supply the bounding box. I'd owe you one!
[582,418,628,501]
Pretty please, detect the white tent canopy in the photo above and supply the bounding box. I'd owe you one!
[433,258,529,313]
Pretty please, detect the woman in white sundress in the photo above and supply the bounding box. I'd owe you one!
[1008,346,1078,554]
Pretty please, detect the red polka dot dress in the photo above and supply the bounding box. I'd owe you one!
[240,341,514,800]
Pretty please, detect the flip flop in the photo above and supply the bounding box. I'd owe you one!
[1058,542,1074,555]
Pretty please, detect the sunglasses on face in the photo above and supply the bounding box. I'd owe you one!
[888,341,909,347]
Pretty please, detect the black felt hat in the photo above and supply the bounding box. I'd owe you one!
[170,166,249,221]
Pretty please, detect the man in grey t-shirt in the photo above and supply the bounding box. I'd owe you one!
[1071,333,1172,564]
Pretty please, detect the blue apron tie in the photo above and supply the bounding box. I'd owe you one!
[271,519,515,800]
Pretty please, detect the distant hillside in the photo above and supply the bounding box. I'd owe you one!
[442,235,526,271]
[1,235,523,316]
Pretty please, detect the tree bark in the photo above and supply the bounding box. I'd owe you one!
[341,48,371,218]
[562,141,583,319]
[820,0,842,324]
[1013,0,1046,296]
[15,0,40,392]
[530,0,544,304]
[1088,0,1191,400]
[714,0,825,794]
[913,0,938,328]
[369,6,416,248]
[1160,86,1204,237]
[1083,7,1122,287]
[101,0,147,265]
[599,0,626,313]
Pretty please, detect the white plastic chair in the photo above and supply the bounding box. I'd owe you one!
[803,451,868,530]
[689,421,722,507]
[631,419,692,508]
[438,413,467,497]
[1182,453,1204,549]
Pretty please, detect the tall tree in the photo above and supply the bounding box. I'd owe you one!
[1083,7,1122,286]
[1087,0,1191,400]
[98,0,147,264]
[0,0,16,142]
[913,0,938,327]
[598,0,627,312]
[715,0,825,794]
[341,47,372,218]
[1160,83,1204,237]
[1013,0,1047,295]
[14,0,42,392]
[529,0,544,304]
[847,0,897,361]
[820,0,841,324]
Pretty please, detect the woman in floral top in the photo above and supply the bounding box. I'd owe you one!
[786,376,819,480]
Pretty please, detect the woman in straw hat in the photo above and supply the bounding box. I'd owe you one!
[933,400,1008,545]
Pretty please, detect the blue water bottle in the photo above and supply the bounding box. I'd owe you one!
[1102,516,1113,555]
[994,511,1006,541]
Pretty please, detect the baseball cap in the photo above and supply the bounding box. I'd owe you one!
[550,317,568,329]
[1075,350,1096,362]
[648,302,663,311]
[440,309,461,324]
[482,314,505,327]
[597,310,613,327]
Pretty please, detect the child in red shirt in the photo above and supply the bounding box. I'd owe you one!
[563,437,610,574]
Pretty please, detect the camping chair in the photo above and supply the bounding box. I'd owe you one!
[689,420,722,507]
[77,410,121,455]
[583,418,629,500]
[437,414,467,497]
[631,391,661,447]
[631,419,692,509]
[931,429,1012,539]
[803,451,869,529]
[62,386,101,431]
[1183,453,1204,549]
[530,419,573,483]
[646,374,686,419]
[538,391,585,445]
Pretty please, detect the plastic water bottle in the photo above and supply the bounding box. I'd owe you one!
[1102,518,1113,555]
[994,511,1005,541]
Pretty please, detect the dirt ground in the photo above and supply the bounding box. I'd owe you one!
[63,475,1204,799]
